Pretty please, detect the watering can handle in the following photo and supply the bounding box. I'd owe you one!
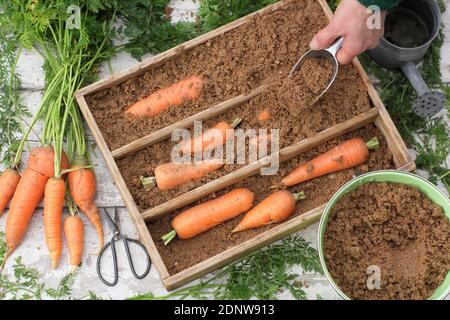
[400,62,430,96]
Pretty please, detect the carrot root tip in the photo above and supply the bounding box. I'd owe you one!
[161,230,177,246]
[140,176,156,190]
[293,191,306,201]
[230,117,242,128]
[366,137,379,150]
[70,265,79,274]
[231,226,241,234]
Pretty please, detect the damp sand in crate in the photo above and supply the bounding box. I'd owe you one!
[117,65,373,213]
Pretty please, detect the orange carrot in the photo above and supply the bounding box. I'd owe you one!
[68,156,103,251]
[43,177,65,269]
[0,169,21,216]
[141,160,224,191]
[5,168,48,256]
[161,188,254,245]
[258,109,270,122]
[281,137,379,187]
[64,215,84,271]
[125,75,203,117]
[232,190,305,233]
[179,117,241,155]
[27,147,69,178]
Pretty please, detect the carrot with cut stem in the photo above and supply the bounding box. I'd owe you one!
[232,190,305,233]
[126,75,203,117]
[179,117,241,155]
[141,160,224,191]
[64,211,84,272]
[281,137,379,187]
[161,188,254,245]
[0,169,21,216]
[27,147,69,178]
[43,177,65,269]
[68,155,103,252]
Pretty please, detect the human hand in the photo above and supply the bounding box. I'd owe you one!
[309,0,386,64]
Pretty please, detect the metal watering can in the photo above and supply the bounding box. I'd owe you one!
[368,0,445,118]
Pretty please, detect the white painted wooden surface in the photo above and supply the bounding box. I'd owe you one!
[1,0,449,300]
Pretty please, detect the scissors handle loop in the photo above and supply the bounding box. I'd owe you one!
[96,235,151,286]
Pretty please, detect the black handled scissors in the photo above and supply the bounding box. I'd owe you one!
[96,208,151,286]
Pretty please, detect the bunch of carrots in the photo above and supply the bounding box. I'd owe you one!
[161,136,379,245]
[0,3,108,272]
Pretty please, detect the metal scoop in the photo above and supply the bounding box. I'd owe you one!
[401,61,445,117]
[289,37,344,100]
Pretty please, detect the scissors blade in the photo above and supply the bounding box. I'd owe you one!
[113,208,121,232]
[104,208,119,233]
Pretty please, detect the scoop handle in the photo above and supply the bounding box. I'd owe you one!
[326,37,344,57]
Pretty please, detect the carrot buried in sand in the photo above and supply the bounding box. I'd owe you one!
[141,160,224,191]
[0,169,21,216]
[258,109,270,122]
[179,117,241,155]
[233,190,305,233]
[125,75,203,117]
[161,188,254,245]
[281,137,379,187]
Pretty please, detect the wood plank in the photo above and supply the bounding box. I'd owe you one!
[141,108,379,222]
[16,49,45,90]
[75,93,170,280]
[112,85,267,158]
[441,40,450,84]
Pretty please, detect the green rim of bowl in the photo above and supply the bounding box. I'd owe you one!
[317,170,450,300]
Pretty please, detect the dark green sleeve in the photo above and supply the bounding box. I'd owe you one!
[358,0,401,10]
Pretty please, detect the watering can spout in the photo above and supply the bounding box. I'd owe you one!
[400,62,429,96]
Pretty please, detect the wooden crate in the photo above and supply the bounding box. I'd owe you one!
[75,0,415,290]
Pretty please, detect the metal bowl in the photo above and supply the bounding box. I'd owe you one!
[317,170,450,300]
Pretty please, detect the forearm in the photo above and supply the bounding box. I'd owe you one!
[358,0,400,10]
